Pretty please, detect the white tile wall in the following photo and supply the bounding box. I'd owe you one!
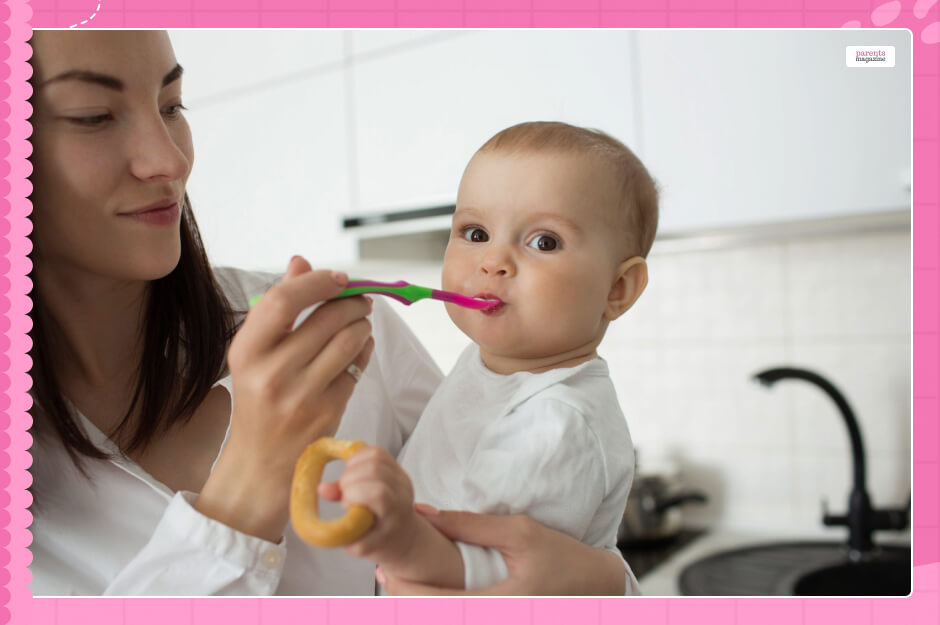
[612,230,911,535]
[346,228,912,536]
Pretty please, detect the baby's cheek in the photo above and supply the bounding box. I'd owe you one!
[538,301,597,343]
[440,263,462,295]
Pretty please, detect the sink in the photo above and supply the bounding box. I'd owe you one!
[679,541,910,596]
[789,559,910,595]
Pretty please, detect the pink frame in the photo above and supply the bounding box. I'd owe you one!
[3,1,937,623]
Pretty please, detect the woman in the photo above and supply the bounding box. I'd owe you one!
[26,29,632,596]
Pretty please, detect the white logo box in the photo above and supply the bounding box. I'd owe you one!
[846,45,896,68]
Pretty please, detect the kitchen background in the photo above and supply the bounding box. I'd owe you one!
[168,29,912,592]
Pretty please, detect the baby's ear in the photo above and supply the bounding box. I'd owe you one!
[604,257,648,321]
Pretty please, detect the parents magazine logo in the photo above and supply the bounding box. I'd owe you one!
[846,45,896,68]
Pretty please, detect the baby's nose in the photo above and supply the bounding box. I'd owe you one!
[479,247,514,276]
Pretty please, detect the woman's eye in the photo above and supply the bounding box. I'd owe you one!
[162,103,188,119]
[462,227,489,243]
[527,234,559,252]
[66,113,113,127]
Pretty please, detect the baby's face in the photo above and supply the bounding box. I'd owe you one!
[442,150,626,373]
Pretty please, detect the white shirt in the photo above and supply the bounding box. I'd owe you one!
[398,344,639,593]
[29,267,443,596]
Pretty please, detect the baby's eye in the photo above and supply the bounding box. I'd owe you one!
[462,227,489,243]
[527,234,559,252]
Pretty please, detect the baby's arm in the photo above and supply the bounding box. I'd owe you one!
[325,446,465,588]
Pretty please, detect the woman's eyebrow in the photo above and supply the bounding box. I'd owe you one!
[162,64,183,87]
[39,63,184,90]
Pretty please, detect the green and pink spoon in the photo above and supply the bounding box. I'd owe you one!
[250,279,501,310]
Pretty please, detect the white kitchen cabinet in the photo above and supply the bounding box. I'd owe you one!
[168,29,912,262]
[635,30,911,232]
[184,71,355,271]
[169,31,345,104]
[350,30,465,59]
[168,31,355,271]
[351,30,639,214]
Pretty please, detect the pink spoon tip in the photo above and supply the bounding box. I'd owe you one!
[431,289,502,310]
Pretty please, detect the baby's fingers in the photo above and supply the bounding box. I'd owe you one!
[338,474,398,515]
[344,445,396,471]
[340,454,410,506]
[317,481,341,502]
[344,526,388,559]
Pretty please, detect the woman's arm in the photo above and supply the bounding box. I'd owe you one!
[104,492,287,596]
[377,507,629,596]
[198,256,374,542]
[104,257,375,595]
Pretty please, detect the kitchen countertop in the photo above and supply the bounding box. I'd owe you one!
[631,528,912,596]
[618,530,707,580]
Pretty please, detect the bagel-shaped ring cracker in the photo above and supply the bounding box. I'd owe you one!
[290,437,375,547]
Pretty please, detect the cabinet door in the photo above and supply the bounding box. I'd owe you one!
[184,72,354,271]
[636,30,911,232]
[350,30,461,58]
[169,31,354,271]
[352,30,638,214]
[169,30,345,103]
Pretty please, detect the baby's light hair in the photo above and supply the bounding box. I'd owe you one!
[477,121,659,258]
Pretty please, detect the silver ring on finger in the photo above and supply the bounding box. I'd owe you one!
[346,363,363,383]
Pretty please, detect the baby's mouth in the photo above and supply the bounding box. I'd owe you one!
[475,293,505,315]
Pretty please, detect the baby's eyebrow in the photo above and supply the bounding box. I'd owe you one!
[40,63,184,91]
[452,207,484,223]
[454,207,583,233]
[526,211,582,233]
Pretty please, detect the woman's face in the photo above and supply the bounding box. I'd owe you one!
[30,30,194,283]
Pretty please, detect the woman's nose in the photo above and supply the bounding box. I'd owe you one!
[479,244,515,277]
[128,115,190,182]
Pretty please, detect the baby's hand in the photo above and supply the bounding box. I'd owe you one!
[324,446,420,567]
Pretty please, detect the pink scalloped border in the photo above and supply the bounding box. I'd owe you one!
[3,1,939,624]
[4,2,32,625]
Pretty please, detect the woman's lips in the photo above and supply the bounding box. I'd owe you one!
[119,202,181,226]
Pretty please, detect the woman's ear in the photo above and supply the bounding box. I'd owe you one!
[604,257,648,321]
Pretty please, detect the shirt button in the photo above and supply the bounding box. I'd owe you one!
[262,549,282,569]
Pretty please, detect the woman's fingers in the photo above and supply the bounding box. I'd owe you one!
[413,509,628,596]
[278,296,373,377]
[349,334,374,381]
[230,265,350,366]
[284,254,312,277]
[298,331,374,436]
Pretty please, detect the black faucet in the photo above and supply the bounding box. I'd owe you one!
[753,367,909,557]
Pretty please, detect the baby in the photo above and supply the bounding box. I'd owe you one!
[330,121,658,592]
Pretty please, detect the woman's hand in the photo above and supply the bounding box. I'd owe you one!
[377,506,628,596]
[196,256,374,542]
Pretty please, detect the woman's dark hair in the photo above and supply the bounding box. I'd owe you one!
[28,194,239,471]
